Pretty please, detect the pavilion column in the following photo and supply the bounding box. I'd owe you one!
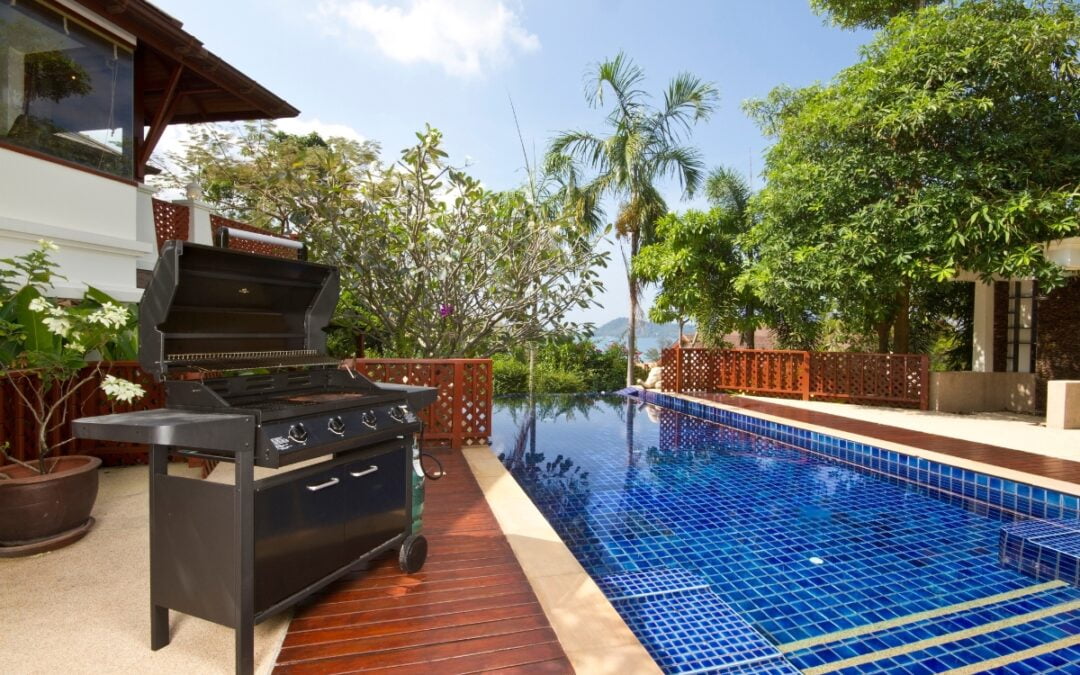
[972,281,995,372]
[173,198,214,245]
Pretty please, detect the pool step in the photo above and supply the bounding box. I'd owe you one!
[782,582,1080,674]
[1000,518,1080,587]
[598,568,799,674]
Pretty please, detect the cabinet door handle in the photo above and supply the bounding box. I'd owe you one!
[306,477,340,492]
[350,465,379,478]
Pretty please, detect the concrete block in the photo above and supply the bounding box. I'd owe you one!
[929,371,1037,414]
[1046,380,1080,429]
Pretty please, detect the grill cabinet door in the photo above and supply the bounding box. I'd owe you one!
[343,444,408,559]
[254,461,347,613]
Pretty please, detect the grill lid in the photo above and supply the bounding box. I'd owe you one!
[139,241,339,377]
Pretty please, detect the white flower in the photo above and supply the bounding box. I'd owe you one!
[42,315,72,337]
[426,226,444,239]
[28,297,51,313]
[476,225,488,234]
[101,375,145,403]
[87,302,129,330]
[37,239,59,251]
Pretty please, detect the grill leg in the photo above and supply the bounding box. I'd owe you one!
[235,449,255,675]
[149,444,170,650]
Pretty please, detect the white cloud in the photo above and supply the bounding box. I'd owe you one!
[315,0,540,77]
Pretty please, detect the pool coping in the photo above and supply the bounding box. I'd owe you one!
[655,390,1080,499]
[461,445,662,675]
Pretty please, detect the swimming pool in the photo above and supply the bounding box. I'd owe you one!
[490,394,1080,674]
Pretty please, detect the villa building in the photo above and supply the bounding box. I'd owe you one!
[953,241,1080,414]
[0,0,297,301]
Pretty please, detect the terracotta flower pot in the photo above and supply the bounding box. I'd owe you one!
[0,455,101,556]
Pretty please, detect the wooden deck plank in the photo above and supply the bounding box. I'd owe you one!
[276,627,560,673]
[692,393,1080,486]
[273,448,570,673]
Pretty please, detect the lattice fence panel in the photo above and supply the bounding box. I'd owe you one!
[1,362,164,466]
[457,360,492,446]
[350,358,492,449]
[211,214,300,259]
[661,348,926,409]
[809,352,927,408]
[152,199,189,250]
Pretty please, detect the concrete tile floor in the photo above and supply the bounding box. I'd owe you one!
[0,464,290,675]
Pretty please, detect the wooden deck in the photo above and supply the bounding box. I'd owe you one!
[692,393,1080,487]
[273,447,574,674]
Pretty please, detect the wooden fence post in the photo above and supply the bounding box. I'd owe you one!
[674,345,683,393]
[452,360,465,449]
[801,351,811,401]
[919,354,930,411]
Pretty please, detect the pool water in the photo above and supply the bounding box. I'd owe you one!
[490,395,1080,674]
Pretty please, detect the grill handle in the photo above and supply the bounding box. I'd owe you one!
[349,465,379,478]
[306,477,340,492]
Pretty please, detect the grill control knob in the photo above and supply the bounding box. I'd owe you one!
[389,406,405,422]
[328,416,345,436]
[288,423,308,444]
[361,410,378,429]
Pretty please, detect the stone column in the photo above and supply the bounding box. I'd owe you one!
[173,198,215,245]
[972,281,995,372]
[135,183,158,273]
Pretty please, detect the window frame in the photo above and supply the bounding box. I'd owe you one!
[0,0,139,184]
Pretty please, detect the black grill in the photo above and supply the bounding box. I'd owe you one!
[73,241,436,674]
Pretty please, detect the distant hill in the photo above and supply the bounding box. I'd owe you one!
[593,318,692,342]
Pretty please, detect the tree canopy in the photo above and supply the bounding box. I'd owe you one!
[810,0,943,29]
[746,0,1080,352]
[635,166,766,347]
[160,124,608,358]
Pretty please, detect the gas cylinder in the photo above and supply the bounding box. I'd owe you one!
[410,437,424,534]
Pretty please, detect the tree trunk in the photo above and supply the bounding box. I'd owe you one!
[677,318,685,347]
[626,229,640,387]
[893,283,911,354]
[875,321,891,353]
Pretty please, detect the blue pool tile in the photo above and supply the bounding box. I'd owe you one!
[492,394,1080,674]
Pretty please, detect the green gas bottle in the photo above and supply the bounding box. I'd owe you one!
[410,437,425,534]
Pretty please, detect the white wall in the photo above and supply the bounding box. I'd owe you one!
[0,149,151,301]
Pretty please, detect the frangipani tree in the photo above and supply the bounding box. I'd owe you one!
[0,241,143,475]
[163,123,610,357]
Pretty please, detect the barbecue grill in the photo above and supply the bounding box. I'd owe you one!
[73,241,435,674]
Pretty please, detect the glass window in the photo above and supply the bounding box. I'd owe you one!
[0,1,134,179]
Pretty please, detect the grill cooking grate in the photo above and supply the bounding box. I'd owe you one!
[165,349,340,371]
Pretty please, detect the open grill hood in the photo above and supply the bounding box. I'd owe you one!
[140,242,339,378]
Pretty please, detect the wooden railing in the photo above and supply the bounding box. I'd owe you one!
[345,358,493,449]
[1,359,493,467]
[661,348,929,409]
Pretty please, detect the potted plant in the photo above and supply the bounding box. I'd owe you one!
[0,240,144,557]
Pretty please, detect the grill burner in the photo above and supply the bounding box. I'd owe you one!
[72,242,437,675]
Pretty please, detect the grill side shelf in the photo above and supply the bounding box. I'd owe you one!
[73,410,255,452]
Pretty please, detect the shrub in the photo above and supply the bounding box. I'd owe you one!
[492,337,627,394]
[493,354,529,395]
[533,367,586,393]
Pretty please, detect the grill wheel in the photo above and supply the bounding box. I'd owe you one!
[399,533,428,573]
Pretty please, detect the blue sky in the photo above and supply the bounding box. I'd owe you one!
[153,0,871,324]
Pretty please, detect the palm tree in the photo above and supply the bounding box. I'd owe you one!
[547,53,718,386]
